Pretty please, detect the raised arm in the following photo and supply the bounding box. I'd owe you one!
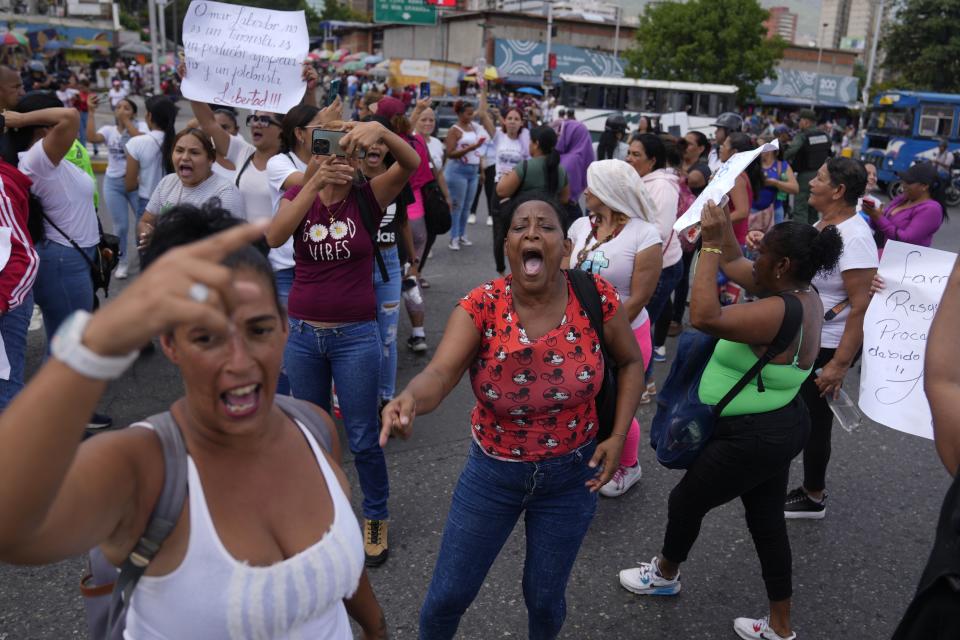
[189,100,232,161]
[266,157,354,248]
[926,256,960,476]
[0,222,270,563]
[85,94,107,144]
[477,96,496,137]
[5,108,79,166]
[341,122,421,210]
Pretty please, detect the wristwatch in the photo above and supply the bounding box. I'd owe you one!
[51,311,139,380]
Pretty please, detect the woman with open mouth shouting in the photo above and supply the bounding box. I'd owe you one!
[137,128,245,248]
[266,119,421,568]
[0,209,387,639]
[380,192,646,639]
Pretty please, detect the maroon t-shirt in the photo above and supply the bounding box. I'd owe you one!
[283,182,383,323]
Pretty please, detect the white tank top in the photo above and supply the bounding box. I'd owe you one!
[453,123,482,166]
[124,421,364,640]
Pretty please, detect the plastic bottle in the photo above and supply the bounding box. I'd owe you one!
[815,368,862,433]
[401,276,423,306]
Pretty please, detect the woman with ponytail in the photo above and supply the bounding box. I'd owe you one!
[619,202,843,640]
[495,126,570,235]
[125,95,178,215]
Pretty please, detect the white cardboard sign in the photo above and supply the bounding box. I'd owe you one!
[181,0,308,114]
[859,241,956,440]
[673,139,780,232]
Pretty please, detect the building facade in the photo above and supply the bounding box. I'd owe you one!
[764,6,797,44]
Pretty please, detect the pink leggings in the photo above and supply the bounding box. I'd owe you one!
[620,319,652,468]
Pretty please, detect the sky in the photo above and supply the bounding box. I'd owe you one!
[616,0,823,42]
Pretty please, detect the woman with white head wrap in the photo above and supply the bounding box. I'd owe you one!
[567,159,663,498]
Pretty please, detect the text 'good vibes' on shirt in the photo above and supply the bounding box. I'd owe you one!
[568,216,662,329]
[284,182,384,324]
[458,273,620,462]
[146,173,246,220]
[813,214,879,348]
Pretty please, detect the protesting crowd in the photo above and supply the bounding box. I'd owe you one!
[0,38,956,640]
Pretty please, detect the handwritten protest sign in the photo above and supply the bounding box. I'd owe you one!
[181,0,308,114]
[673,139,779,232]
[859,241,956,440]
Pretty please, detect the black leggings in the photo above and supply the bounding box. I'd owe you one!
[662,397,810,601]
[798,347,838,493]
[492,203,508,274]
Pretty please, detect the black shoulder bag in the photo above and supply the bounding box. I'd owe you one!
[40,212,120,303]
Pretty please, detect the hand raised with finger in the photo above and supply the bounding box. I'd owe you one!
[82,221,271,357]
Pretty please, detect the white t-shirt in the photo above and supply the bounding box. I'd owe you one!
[19,141,99,248]
[813,214,879,349]
[568,216,662,329]
[98,121,149,178]
[56,88,78,107]
[426,136,444,171]
[265,152,306,271]
[126,131,166,199]
[108,86,128,109]
[146,172,245,220]
[592,141,629,162]
[493,130,530,183]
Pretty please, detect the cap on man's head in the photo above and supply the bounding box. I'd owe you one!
[798,109,817,122]
[373,96,406,121]
[900,162,939,186]
[774,124,791,135]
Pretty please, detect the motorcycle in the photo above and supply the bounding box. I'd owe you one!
[945,168,960,208]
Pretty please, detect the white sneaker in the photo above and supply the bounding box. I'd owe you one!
[29,305,43,332]
[733,616,796,640]
[115,262,129,279]
[486,216,493,226]
[459,236,473,246]
[599,462,642,497]
[467,214,477,224]
[619,556,681,596]
[448,238,460,251]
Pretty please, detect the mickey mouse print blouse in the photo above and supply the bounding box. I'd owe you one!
[458,272,620,462]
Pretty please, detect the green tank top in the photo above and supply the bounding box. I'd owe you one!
[698,332,810,417]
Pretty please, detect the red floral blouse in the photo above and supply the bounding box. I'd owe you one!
[458,273,620,461]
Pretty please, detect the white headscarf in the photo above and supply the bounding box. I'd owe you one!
[586,159,657,222]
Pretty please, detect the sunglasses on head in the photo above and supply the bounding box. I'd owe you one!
[246,114,281,127]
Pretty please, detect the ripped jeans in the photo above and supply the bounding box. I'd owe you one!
[374,244,403,402]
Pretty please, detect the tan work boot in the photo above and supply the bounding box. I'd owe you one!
[364,518,389,567]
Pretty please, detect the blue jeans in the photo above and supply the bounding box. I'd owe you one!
[103,174,141,261]
[445,161,480,241]
[645,260,683,377]
[273,267,294,396]
[373,245,402,402]
[33,241,95,348]
[420,439,599,640]
[284,318,388,520]
[0,291,33,410]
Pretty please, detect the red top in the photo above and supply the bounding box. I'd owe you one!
[0,161,38,313]
[731,176,754,246]
[284,182,383,323]
[458,272,620,461]
[408,133,433,190]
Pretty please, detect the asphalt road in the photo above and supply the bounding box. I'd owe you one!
[1,111,957,638]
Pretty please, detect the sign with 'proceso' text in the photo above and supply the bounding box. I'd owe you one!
[859,241,957,440]
[181,0,308,114]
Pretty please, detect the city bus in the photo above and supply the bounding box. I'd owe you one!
[860,90,960,190]
[556,74,739,139]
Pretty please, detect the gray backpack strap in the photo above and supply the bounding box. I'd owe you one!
[104,412,188,639]
[274,395,334,453]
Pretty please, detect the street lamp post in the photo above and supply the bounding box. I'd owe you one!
[148,0,160,94]
[813,21,828,109]
[612,5,621,60]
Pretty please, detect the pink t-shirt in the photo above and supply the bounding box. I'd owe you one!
[406,134,434,221]
[283,182,383,323]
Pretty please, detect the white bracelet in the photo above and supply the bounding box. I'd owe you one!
[51,311,139,380]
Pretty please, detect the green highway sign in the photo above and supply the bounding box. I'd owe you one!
[374,0,438,25]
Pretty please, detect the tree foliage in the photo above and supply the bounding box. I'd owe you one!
[623,0,785,102]
[318,0,369,22]
[881,0,960,93]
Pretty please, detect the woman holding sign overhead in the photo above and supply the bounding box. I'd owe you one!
[773,158,879,521]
